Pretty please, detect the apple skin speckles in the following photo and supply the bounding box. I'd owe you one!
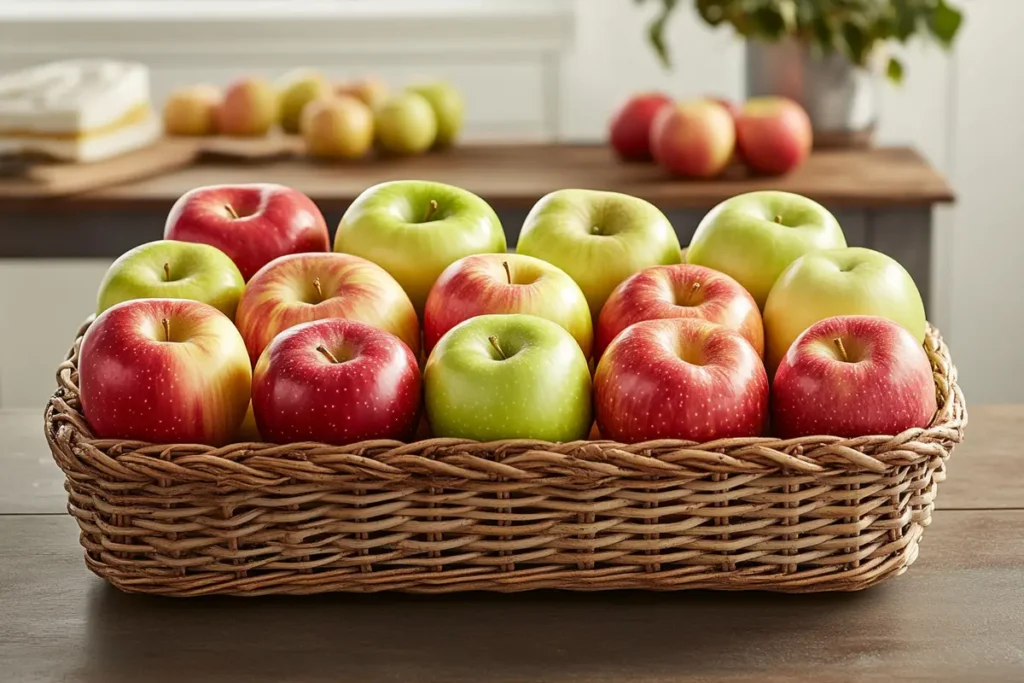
[594,317,768,443]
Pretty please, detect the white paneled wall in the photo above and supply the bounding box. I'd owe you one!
[1,0,1022,406]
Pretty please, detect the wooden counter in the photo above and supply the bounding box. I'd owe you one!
[1,405,1020,682]
[0,144,954,211]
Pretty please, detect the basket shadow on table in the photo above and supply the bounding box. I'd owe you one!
[81,580,895,682]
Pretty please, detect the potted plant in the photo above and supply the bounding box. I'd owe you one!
[635,0,964,146]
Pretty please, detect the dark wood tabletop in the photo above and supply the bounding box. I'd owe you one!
[0,143,955,211]
[2,405,1022,682]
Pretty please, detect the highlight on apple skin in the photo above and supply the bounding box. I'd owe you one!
[235,251,420,365]
[252,318,422,446]
[770,315,937,439]
[594,317,768,444]
[595,263,763,360]
[78,298,252,446]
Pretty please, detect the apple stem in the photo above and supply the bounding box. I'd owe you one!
[423,199,438,222]
[316,344,340,364]
[163,262,171,282]
[161,317,171,342]
[833,337,849,362]
[488,335,506,360]
[313,277,323,301]
[691,281,701,296]
[774,215,783,224]
[225,203,240,219]
[502,261,512,285]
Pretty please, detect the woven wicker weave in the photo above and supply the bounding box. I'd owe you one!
[45,319,966,596]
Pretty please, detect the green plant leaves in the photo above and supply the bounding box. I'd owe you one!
[636,0,965,82]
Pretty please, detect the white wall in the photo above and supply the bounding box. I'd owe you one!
[1,0,1022,406]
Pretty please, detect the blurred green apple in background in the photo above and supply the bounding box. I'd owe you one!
[375,92,437,155]
[407,81,464,148]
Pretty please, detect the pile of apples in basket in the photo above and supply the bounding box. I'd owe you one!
[79,181,937,447]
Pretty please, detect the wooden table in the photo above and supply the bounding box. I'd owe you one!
[3,406,1022,682]
[0,144,952,311]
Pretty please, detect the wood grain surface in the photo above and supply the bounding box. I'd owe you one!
[0,144,954,211]
[1,405,1020,682]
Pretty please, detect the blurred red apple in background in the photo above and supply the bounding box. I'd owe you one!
[771,315,937,439]
[79,298,251,446]
[594,318,768,443]
[595,264,763,360]
[165,183,330,281]
[608,92,672,161]
[252,319,421,445]
[736,96,813,175]
[236,252,419,364]
[650,99,735,177]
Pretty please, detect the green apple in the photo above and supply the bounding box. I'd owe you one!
[407,81,464,148]
[763,246,927,374]
[424,313,592,441]
[375,92,437,155]
[96,240,245,318]
[687,190,847,309]
[516,189,682,317]
[334,180,506,313]
[276,68,330,134]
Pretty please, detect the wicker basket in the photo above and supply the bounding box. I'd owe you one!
[45,318,966,596]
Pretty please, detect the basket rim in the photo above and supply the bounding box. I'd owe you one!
[45,317,967,477]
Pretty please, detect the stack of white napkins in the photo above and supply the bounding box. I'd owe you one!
[0,59,160,163]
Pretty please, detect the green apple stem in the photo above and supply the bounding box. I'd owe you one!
[833,337,849,362]
[161,317,171,342]
[423,199,438,222]
[488,335,506,360]
[313,278,323,301]
[225,203,240,219]
[774,215,783,224]
[163,262,171,282]
[502,261,511,285]
[316,344,340,364]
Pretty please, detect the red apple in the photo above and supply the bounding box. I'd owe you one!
[423,253,593,357]
[235,252,419,364]
[594,318,768,443]
[608,92,672,161]
[595,264,763,360]
[771,315,937,439]
[736,96,812,175]
[252,318,421,445]
[650,99,736,177]
[78,298,251,446]
[164,183,330,282]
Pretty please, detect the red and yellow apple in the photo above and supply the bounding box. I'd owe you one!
[164,183,330,282]
[162,84,220,136]
[736,96,812,175]
[300,95,374,160]
[771,315,937,438]
[235,251,419,364]
[595,264,763,359]
[650,99,736,177]
[215,76,278,137]
[423,253,593,356]
[608,92,672,161]
[335,76,389,111]
[594,318,768,443]
[78,298,251,446]
[252,319,421,445]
